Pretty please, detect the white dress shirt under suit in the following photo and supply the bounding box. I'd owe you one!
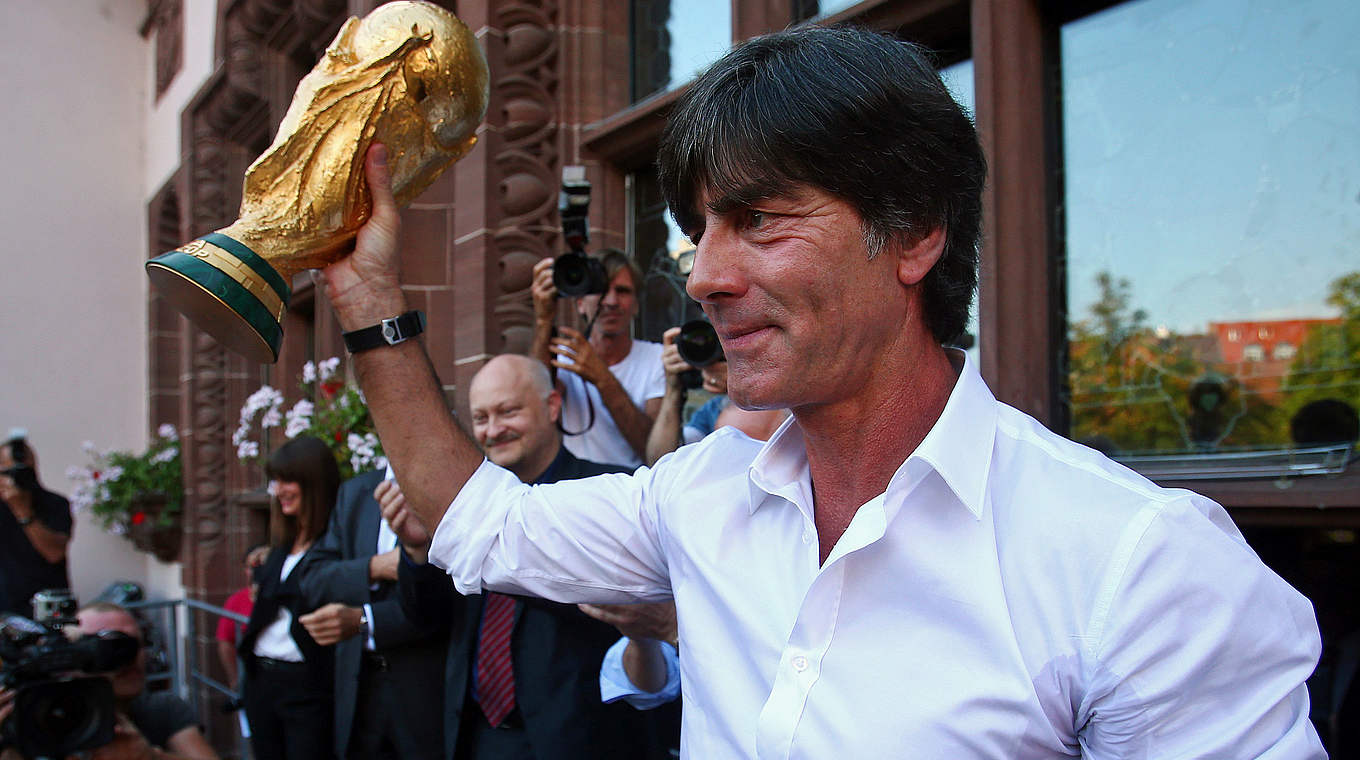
[428,352,1324,759]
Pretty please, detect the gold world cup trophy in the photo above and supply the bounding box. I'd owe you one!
[146,1,489,363]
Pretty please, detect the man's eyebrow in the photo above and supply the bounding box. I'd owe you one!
[704,181,786,216]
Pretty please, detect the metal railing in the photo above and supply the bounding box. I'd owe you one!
[126,597,250,759]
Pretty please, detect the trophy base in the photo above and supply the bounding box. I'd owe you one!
[145,233,291,364]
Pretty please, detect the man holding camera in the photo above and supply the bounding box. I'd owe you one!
[0,435,71,619]
[1,603,218,760]
[530,251,664,470]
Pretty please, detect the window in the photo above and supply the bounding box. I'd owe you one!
[631,0,732,103]
[1061,0,1360,464]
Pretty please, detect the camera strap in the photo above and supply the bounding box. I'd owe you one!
[555,308,602,438]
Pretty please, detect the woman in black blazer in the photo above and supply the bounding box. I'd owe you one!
[238,436,340,760]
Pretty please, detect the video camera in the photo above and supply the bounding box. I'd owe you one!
[0,589,139,759]
[553,166,608,297]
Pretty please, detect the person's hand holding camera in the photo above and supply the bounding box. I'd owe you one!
[531,257,558,325]
[659,326,691,393]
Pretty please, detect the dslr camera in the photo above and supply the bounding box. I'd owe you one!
[0,589,139,759]
[552,166,608,297]
[676,319,724,391]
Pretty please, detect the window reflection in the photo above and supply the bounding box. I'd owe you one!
[631,0,732,102]
[1062,0,1360,466]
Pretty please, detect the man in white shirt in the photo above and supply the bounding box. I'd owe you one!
[530,249,665,469]
[323,25,1325,760]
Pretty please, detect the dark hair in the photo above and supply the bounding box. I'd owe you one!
[264,436,339,548]
[657,25,986,343]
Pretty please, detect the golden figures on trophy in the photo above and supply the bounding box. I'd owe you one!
[147,1,489,363]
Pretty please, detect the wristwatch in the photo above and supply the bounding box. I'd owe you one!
[342,310,426,353]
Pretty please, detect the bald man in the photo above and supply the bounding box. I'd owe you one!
[382,354,664,760]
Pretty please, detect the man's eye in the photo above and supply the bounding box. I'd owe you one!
[746,211,768,230]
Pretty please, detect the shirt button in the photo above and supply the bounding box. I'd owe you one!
[791,655,809,672]
[802,531,812,545]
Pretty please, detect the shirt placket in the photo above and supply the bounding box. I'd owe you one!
[754,535,847,758]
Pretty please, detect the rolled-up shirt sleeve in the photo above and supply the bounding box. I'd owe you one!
[427,459,671,604]
[599,636,681,709]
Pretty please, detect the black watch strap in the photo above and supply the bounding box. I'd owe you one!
[343,310,426,353]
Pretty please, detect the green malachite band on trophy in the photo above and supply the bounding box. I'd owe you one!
[201,232,291,303]
[145,251,283,361]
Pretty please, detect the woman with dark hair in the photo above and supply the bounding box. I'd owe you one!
[0,433,72,618]
[238,435,340,760]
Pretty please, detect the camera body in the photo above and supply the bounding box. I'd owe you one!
[553,168,609,297]
[0,590,139,759]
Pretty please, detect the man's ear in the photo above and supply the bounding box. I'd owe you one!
[546,390,562,424]
[896,227,947,287]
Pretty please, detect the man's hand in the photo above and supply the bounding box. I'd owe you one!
[531,257,558,323]
[659,326,691,391]
[578,601,678,645]
[298,603,363,646]
[368,548,401,583]
[549,326,611,387]
[377,479,431,564]
[321,143,408,331]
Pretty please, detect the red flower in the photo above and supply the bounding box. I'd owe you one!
[321,381,343,398]
[334,431,343,442]
[131,511,146,526]
[92,470,102,480]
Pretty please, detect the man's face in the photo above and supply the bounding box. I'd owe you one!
[578,267,639,339]
[76,610,146,701]
[469,363,560,481]
[684,184,915,411]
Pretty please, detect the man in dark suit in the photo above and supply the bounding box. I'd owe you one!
[297,464,448,758]
[379,353,672,759]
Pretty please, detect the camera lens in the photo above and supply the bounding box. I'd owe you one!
[553,253,608,297]
[677,320,724,367]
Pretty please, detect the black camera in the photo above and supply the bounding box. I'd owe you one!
[553,168,608,297]
[1,464,37,491]
[0,590,139,759]
[677,320,724,368]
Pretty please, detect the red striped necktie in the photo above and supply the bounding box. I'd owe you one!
[475,592,517,726]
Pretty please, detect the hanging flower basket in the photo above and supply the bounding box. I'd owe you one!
[68,425,184,562]
[125,491,182,563]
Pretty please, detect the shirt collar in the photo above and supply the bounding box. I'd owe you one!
[746,348,996,520]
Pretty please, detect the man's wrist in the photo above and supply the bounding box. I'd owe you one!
[329,281,408,332]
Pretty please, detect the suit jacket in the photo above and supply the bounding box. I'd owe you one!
[298,468,450,758]
[397,447,662,760]
[238,546,333,687]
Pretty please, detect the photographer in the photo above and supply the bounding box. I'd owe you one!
[0,603,217,760]
[0,434,71,618]
[76,604,216,760]
[530,252,664,470]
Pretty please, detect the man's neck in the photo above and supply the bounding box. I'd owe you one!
[590,330,634,366]
[797,343,959,561]
[520,441,565,485]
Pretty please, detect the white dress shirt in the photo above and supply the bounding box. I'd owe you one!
[429,352,1324,759]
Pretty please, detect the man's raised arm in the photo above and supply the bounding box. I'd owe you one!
[321,143,482,534]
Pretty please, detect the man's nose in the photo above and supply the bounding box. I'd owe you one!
[686,226,745,305]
